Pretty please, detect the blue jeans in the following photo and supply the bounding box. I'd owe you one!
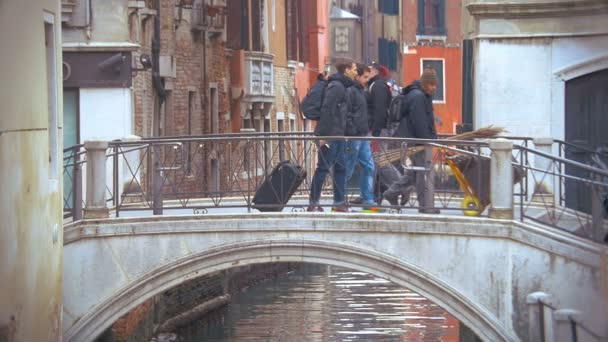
[309,140,347,205]
[346,140,375,203]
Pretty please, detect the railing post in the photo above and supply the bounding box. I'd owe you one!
[73,155,83,221]
[419,144,438,213]
[83,140,109,219]
[489,138,514,219]
[527,292,555,342]
[532,137,555,204]
[152,144,163,215]
[554,309,581,342]
[591,180,604,242]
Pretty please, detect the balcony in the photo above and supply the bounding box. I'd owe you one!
[191,0,226,36]
[244,51,274,103]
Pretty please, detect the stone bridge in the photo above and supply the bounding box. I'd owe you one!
[62,213,607,341]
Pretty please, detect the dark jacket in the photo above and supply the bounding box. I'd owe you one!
[367,75,392,136]
[395,80,437,139]
[314,73,354,137]
[345,83,369,136]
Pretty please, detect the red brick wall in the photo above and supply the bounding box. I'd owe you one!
[111,298,155,342]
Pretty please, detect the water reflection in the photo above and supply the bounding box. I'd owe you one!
[177,264,459,341]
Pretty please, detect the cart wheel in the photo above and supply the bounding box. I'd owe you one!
[462,195,481,216]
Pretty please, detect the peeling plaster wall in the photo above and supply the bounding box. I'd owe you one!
[0,1,64,341]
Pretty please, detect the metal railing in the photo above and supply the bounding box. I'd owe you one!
[62,133,608,243]
[63,144,85,220]
[531,295,604,342]
[515,143,608,242]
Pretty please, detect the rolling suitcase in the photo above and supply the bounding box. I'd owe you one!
[252,160,306,212]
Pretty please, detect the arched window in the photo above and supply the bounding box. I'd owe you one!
[417,0,445,36]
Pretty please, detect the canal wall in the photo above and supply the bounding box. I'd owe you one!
[95,263,296,342]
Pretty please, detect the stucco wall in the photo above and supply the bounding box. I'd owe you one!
[0,1,64,341]
[62,0,130,43]
[474,35,608,138]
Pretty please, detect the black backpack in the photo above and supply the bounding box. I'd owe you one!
[386,94,406,130]
[388,85,417,136]
[300,80,327,120]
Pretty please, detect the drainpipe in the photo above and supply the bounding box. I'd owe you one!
[85,0,92,40]
[152,0,166,137]
[151,0,165,214]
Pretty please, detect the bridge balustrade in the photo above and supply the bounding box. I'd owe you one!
[62,132,608,242]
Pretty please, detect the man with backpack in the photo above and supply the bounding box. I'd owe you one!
[344,63,379,210]
[382,68,440,213]
[307,58,357,212]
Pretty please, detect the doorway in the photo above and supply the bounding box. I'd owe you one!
[565,68,608,212]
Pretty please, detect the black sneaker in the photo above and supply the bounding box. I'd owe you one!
[307,205,324,212]
[349,196,364,205]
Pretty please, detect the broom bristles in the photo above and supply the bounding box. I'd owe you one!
[374,125,506,167]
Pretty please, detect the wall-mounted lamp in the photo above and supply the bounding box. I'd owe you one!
[132,54,152,72]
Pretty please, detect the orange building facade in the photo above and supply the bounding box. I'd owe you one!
[402,0,462,134]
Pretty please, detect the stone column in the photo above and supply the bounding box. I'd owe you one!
[489,139,514,219]
[554,309,581,342]
[527,292,555,342]
[84,140,109,219]
[532,137,555,204]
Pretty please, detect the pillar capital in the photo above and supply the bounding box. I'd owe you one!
[488,138,513,151]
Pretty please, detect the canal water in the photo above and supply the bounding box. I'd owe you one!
[176,264,459,341]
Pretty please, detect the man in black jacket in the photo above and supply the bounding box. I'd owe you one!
[345,63,378,210]
[308,58,357,212]
[383,68,439,212]
[367,63,392,137]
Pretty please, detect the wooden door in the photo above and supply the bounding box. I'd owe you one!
[565,69,608,212]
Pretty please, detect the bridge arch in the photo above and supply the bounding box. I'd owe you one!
[66,239,515,342]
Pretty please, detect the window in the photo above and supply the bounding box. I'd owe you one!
[417,0,446,36]
[285,0,308,62]
[210,87,219,133]
[421,59,445,102]
[45,12,59,181]
[378,38,398,71]
[187,91,195,174]
[277,117,285,161]
[378,0,398,15]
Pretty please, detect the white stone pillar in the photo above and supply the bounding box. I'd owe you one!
[554,309,581,342]
[533,137,555,203]
[489,139,514,219]
[84,140,109,219]
[527,292,555,342]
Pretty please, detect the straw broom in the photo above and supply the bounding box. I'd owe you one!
[374,125,506,167]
